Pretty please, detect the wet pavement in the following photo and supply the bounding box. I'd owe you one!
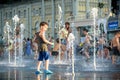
[0,53,120,80]
[0,67,120,80]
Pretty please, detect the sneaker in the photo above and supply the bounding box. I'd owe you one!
[35,70,43,74]
[44,70,53,74]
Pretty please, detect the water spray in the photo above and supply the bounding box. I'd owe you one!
[91,8,98,70]
[12,15,19,66]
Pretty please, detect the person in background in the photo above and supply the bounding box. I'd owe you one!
[59,22,70,45]
[82,28,92,61]
[23,38,26,56]
[51,38,66,61]
[97,35,105,58]
[111,32,120,64]
[66,28,75,61]
[25,38,31,56]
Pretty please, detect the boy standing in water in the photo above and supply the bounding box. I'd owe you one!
[111,32,120,64]
[35,22,54,74]
[82,28,91,61]
[51,38,66,60]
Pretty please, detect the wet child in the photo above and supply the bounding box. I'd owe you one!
[66,28,75,61]
[35,22,54,74]
[51,38,66,60]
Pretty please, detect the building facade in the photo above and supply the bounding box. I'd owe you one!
[107,0,120,40]
[0,0,111,40]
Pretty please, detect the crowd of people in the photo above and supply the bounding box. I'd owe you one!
[77,28,120,64]
[0,21,120,74]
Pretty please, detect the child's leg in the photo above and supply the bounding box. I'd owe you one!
[37,51,44,71]
[43,51,53,73]
[60,51,64,60]
[45,60,49,70]
[44,51,50,70]
[84,46,90,59]
[44,59,53,74]
[84,48,90,59]
[37,61,42,71]
[85,51,90,58]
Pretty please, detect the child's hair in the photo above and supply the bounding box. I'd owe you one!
[83,28,88,32]
[56,38,59,43]
[40,21,48,27]
[65,22,70,25]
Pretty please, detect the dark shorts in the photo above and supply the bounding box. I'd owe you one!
[38,51,50,61]
[112,47,120,56]
[51,51,59,56]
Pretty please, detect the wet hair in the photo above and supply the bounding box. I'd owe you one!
[56,38,59,43]
[39,21,48,27]
[83,28,88,32]
[65,22,70,30]
[27,38,30,41]
[115,32,120,35]
[65,22,70,25]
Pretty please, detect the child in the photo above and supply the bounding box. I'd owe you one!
[51,38,60,57]
[66,28,75,60]
[35,22,54,74]
[51,38,66,60]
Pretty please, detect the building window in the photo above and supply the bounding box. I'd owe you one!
[79,0,85,1]
[90,0,95,3]
[14,10,15,16]
[33,8,36,16]
[36,9,39,15]
[79,3,86,11]
[10,12,12,19]
[39,8,41,16]
[24,10,26,18]
[6,12,7,19]
[18,11,21,18]
[8,12,10,19]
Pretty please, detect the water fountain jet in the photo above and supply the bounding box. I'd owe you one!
[91,8,98,70]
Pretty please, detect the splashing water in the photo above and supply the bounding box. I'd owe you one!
[91,8,98,70]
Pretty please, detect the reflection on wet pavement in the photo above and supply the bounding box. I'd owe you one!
[0,67,120,80]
